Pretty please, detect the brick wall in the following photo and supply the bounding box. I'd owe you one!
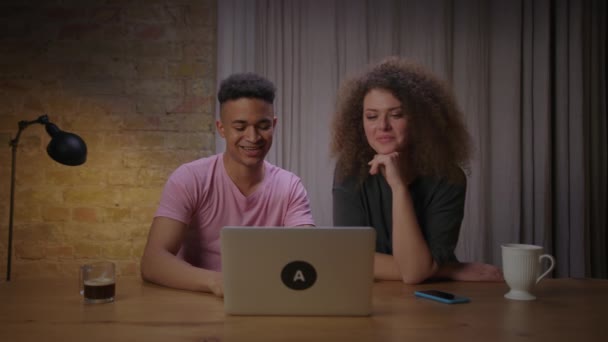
[0,0,217,279]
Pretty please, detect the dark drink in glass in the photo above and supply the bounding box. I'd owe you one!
[83,277,115,303]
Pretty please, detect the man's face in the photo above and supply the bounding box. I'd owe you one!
[216,97,277,169]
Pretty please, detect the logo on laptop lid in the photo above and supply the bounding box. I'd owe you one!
[281,261,317,290]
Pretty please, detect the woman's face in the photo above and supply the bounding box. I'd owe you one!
[362,88,409,155]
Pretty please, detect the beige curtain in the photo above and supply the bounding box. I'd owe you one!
[217,0,607,278]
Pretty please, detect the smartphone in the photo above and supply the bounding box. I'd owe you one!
[414,290,470,304]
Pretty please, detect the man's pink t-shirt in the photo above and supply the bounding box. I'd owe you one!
[154,153,315,271]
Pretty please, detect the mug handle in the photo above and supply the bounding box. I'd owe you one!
[536,254,556,284]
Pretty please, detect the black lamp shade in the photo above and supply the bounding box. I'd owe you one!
[45,123,87,166]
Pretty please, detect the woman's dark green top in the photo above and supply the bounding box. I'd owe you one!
[332,170,466,265]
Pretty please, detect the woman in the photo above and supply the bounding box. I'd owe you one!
[331,57,503,284]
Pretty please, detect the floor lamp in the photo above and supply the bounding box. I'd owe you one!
[6,115,87,281]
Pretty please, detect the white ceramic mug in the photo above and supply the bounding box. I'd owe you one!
[501,244,555,300]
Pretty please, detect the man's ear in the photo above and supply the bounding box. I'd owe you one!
[273,116,278,128]
[216,119,225,138]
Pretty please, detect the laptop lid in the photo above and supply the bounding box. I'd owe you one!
[220,226,375,316]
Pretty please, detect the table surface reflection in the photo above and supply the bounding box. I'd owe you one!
[0,276,606,341]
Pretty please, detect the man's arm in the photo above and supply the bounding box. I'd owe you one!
[284,176,315,227]
[140,217,224,296]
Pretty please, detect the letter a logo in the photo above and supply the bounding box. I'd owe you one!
[281,261,317,290]
[293,270,306,282]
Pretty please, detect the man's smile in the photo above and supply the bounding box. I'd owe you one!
[240,145,263,150]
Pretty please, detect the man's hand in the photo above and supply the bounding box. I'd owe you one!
[208,272,224,297]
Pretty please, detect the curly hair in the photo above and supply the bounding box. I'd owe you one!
[217,72,276,105]
[331,57,472,184]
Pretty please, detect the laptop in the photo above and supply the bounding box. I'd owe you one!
[220,226,376,316]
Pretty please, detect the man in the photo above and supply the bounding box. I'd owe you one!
[141,73,315,296]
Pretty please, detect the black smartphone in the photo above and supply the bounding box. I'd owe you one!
[414,290,470,304]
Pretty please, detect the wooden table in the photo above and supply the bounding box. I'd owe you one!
[0,277,605,341]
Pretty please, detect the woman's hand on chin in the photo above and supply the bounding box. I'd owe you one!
[368,152,408,189]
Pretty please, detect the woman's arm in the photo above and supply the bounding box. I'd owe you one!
[374,254,503,282]
[375,159,503,283]
[389,183,439,283]
[368,152,438,283]
[434,262,504,281]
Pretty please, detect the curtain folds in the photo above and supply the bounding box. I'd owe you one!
[216,0,607,278]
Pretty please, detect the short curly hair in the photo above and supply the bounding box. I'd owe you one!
[331,57,472,184]
[217,72,276,105]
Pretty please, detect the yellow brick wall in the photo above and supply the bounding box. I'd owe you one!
[0,1,217,279]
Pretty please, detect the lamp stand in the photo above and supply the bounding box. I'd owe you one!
[6,116,49,281]
[7,137,17,281]
[6,137,21,281]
